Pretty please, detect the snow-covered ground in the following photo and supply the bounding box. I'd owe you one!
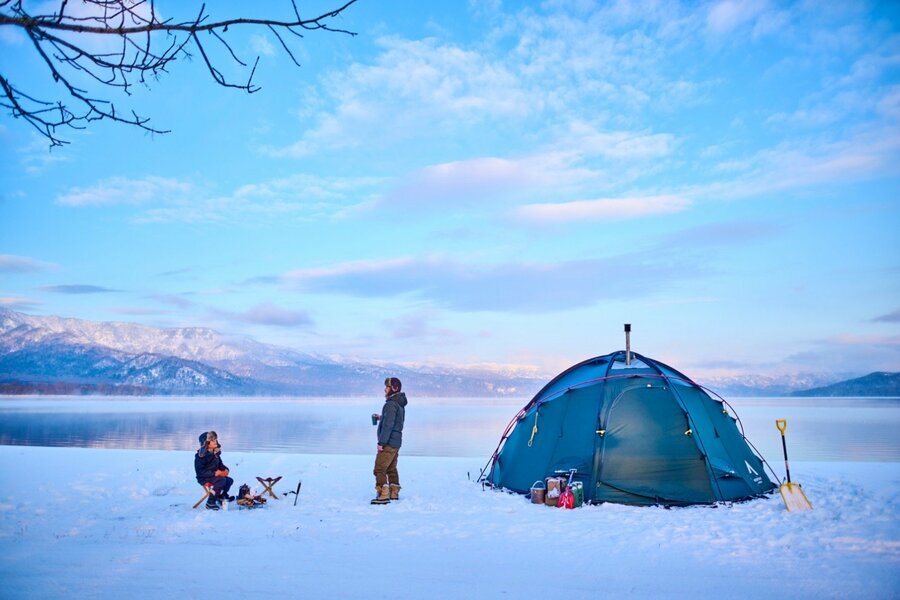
[0,446,897,599]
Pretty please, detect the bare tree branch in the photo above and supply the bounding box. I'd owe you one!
[0,0,358,147]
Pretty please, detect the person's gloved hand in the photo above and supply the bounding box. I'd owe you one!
[215,469,229,477]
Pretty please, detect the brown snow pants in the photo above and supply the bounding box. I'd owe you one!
[374,445,400,488]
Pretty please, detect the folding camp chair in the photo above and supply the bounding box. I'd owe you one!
[256,476,282,499]
[193,482,214,509]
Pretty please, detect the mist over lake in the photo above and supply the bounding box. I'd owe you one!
[1,396,897,464]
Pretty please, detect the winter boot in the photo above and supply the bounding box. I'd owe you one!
[370,485,391,505]
[205,497,220,511]
[389,484,401,501]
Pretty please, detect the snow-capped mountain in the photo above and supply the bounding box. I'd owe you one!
[0,308,544,396]
[1,308,891,397]
[790,372,900,397]
[696,372,857,397]
[0,339,254,395]
[1,307,276,363]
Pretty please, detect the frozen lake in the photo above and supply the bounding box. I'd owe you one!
[0,396,897,463]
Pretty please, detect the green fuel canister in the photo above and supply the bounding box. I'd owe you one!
[571,481,584,507]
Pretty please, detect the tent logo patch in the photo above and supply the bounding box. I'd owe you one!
[745,460,763,484]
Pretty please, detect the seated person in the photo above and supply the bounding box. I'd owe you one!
[194,431,234,510]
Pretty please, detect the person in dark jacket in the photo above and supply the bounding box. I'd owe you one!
[194,430,234,510]
[371,377,408,504]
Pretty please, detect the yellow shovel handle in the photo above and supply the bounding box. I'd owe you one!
[776,419,787,435]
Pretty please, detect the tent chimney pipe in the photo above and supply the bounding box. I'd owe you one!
[624,324,632,366]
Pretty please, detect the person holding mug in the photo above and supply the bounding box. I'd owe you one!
[371,377,408,504]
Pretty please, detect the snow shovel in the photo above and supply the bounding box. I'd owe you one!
[775,419,812,512]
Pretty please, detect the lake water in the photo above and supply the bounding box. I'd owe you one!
[0,396,897,464]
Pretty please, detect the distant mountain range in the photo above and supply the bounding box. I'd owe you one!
[0,308,896,397]
[0,308,543,397]
[696,372,859,397]
[790,371,900,397]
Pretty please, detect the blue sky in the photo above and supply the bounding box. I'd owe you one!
[1,0,898,378]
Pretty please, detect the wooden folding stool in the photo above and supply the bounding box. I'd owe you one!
[256,476,283,499]
[193,482,214,509]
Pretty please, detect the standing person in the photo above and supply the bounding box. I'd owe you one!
[371,377,407,504]
[194,430,234,511]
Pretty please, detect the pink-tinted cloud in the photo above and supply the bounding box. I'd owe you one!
[515,195,690,224]
[378,154,591,209]
[40,284,120,294]
[0,296,42,310]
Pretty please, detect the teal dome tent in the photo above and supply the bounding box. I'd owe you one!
[483,350,775,506]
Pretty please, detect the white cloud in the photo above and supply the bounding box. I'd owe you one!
[374,123,678,212]
[54,173,381,223]
[703,127,900,200]
[56,176,193,207]
[377,154,592,209]
[19,134,70,174]
[706,0,768,35]
[751,9,790,38]
[250,34,276,57]
[876,85,900,121]
[766,35,900,131]
[562,123,676,159]
[264,35,534,158]
[286,257,416,281]
[514,195,691,224]
[265,5,708,161]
